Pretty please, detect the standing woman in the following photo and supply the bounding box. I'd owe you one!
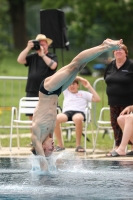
[104,44,133,156]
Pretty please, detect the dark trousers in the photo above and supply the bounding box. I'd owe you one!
[110,106,127,146]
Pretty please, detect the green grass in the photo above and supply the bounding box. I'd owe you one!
[0,50,112,151]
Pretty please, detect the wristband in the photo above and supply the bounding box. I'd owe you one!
[48,59,54,67]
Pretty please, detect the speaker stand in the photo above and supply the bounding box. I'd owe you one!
[53,48,64,67]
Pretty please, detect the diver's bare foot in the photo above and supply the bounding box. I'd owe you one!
[103,38,123,50]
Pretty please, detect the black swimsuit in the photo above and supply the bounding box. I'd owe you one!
[39,80,62,97]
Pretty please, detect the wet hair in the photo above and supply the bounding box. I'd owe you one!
[72,78,79,84]
[31,147,37,155]
[113,44,128,56]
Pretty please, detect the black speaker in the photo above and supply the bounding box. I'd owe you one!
[40,9,69,50]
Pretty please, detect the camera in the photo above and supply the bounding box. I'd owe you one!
[32,40,40,50]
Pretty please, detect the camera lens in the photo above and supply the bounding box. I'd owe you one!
[34,44,40,50]
[32,40,40,50]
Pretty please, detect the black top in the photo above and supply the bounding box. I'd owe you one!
[39,80,62,97]
[25,52,58,93]
[104,58,133,106]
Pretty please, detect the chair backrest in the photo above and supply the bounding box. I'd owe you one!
[97,107,112,129]
[18,97,39,120]
[98,107,110,121]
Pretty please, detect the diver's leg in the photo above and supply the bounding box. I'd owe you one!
[45,39,123,92]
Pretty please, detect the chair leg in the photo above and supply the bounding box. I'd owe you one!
[102,128,113,140]
[84,120,89,151]
[109,129,113,140]
[84,130,87,151]
[90,122,95,150]
[9,125,13,152]
[16,125,20,149]
[68,129,71,141]
[0,137,1,149]
[125,145,128,152]
[93,127,100,153]
[82,133,90,142]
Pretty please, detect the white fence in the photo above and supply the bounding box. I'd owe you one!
[0,76,27,130]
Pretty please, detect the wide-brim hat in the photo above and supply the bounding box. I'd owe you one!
[35,34,53,46]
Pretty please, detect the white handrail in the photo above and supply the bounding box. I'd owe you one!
[0,76,27,80]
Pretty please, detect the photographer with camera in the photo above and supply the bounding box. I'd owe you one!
[17,34,58,121]
[17,34,58,146]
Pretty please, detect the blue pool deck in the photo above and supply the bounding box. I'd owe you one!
[0,147,133,162]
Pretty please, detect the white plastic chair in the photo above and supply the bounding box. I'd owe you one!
[9,97,39,151]
[93,107,114,152]
[61,102,94,151]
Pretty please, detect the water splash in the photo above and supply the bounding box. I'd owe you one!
[29,154,57,175]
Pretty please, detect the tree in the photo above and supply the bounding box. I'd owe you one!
[0,0,10,60]
[7,0,40,50]
[96,0,133,55]
[1,0,133,55]
[7,0,27,49]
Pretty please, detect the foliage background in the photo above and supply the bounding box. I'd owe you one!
[0,0,133,55]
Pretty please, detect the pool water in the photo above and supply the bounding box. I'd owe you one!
[0,152,133,200]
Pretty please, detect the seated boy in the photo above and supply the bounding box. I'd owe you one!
[54,76,100,152]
